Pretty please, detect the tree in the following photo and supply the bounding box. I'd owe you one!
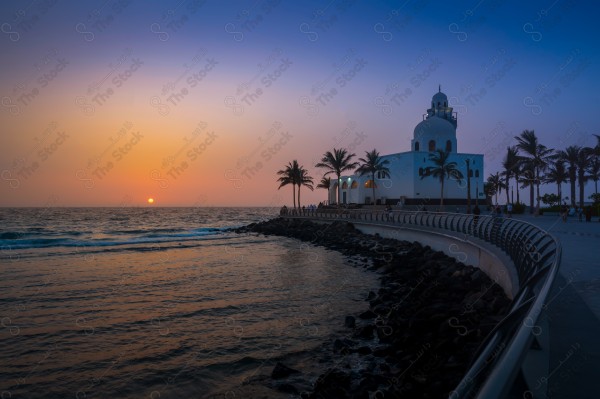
[544,159,568,205]
[558,145,581,207]
[575,147,593,208]
[315,148,358,206]
[296,166,314,209]
[541,193,560,207]
[277,160,300,209]
[515,130,555,208]
[588,155,600,196]
[487,172,506,205]
[421,149,464,208]
[514,130,555,213]
[501,146,520,204]
[520,166,536,212]
[355,149,391,205]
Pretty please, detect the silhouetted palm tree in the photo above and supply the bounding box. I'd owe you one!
[501,146,519,204]
[544,159,568,205]
[487,172,506,205]
[575,147,593,208]
[520,166,536,212]
[515,130,555,213]
[558,145,580,207]
[317,176,331,192]
[421,149,463,208]
[277,160,300,209]
[356,149,391,205]
[588,156,600,196]
[315,148,358,206]
[296,166,314,209]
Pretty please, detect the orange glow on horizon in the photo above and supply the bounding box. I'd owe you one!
[147,198,154,204]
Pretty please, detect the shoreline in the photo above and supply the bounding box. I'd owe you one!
[232,217,511,398]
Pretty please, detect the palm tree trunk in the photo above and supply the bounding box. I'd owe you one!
[579,175,584,208]
[529,185,534,213]
[515,175,520,203]
[505,176,510,204]
[336,173,341,206]
[371,172,376,205]
[440,177,444,208]
[557,183,562,205]
[570,171,576,207]
[535,169,541,213]
[298,185,301,209]
[293,184,296,209]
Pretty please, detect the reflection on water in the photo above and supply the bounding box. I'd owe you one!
[0,208,377,398]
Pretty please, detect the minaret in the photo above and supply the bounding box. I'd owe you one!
[425,86,457,128]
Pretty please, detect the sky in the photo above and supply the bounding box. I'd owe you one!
[0,0,598,207]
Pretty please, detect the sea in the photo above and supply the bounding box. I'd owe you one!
[0,207,378,398]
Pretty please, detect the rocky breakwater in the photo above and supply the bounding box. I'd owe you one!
[235,218,511,398]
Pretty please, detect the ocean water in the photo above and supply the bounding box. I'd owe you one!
[0,207,378,398]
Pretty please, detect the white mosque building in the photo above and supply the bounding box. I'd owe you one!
[329,88,485,207]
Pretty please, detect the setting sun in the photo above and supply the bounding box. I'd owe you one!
[147,198,154,204]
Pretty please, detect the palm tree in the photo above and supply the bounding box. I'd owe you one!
[355,149,391,205]
[588,156,600,196]
[501,146,519,204]
[315,148,358,206]
[296,166,314,209]
[487,172,506,205]
[277,160,300,209]
[544,159,568,205]
[558,145,581,207]
[483,182,495,207]
[575,147,593,208]
[514,130,555,213]
[520,166,536,212]
[421,149,464,208]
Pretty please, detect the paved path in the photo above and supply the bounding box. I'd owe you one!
[507,214,600,398]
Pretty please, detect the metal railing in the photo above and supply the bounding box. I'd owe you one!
[282,208,561,399]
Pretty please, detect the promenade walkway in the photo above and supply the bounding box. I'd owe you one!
[504,213,600,398]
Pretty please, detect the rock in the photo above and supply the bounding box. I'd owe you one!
[366,291,377,300]
[358,309,377,319]
[344,315,356,328]
[357,324,374,339]
[333,338,355,353]
[271,362,300,379]
[276,382,299,394]
[355,346,372,355]
[310,368,351,398]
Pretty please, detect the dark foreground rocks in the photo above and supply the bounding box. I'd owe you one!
[236,218,511,398]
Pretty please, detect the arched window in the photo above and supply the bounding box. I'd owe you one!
[428,140,435,152]
[446,140,451,152]
[364,180,377,188]
[341,181,348,189]
[350,181,358,189]
[415,141,420,151]
[419,167,423,176]
[437,101,440,107]
[475,170,479,178]
[444,101,447,107]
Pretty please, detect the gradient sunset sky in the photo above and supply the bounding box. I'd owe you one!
[1,0,598,207]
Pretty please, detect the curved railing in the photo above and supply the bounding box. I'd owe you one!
[283,208,561,399]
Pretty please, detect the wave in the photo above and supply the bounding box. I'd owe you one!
[0,227,224,250]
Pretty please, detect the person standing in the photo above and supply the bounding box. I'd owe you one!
[507,202,513,218]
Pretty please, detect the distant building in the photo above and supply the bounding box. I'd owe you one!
[329,88,485,206]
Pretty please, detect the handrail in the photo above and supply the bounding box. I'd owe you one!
[282,208,561,399]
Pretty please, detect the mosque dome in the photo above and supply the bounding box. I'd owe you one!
[411,87,458,153]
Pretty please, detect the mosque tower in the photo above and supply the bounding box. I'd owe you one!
[411,86,458,154]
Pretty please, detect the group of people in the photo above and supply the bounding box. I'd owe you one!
[560,203,593,222]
